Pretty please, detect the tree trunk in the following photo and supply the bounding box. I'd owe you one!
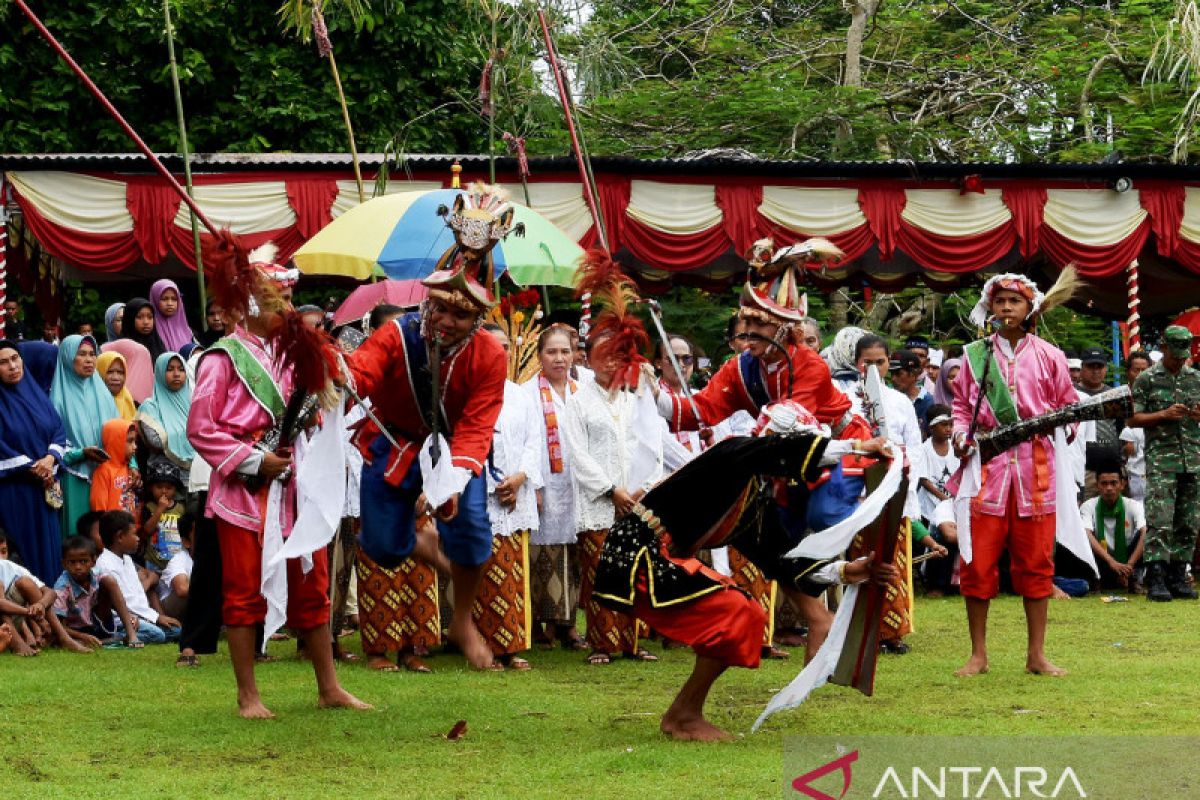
[843,0,880,89]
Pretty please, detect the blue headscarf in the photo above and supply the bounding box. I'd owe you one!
[50,335,119,476]
[137,351,196,464]
[17,340,59,396]
[0,339,66,475]
[104,303,125,342]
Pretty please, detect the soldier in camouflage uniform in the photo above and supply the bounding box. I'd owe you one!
[1128,325,1200,602]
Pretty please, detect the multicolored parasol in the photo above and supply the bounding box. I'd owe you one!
[292,188,583,287]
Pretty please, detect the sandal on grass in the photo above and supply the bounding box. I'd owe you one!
[368,655,402,673]
[505,656,532,671]
[624,648,659,662]
[586,650,611,665]
[175,653,200,668]
[400,654,432,673]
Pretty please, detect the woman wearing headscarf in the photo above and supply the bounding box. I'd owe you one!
[96,351,137,420]
[17,340,59,396]
[0,340,68,583]
[120,297,165,360]
[932,357,962,407]
[49,334,119,534]
[136,352,195,484]
[104,303,125,342]
[150,280,196,352]
[101,338,154,403]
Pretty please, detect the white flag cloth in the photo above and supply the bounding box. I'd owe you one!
[753,584,860,731]
[419,433,466,509]
[785,454,904,560]
[261,402,348,641]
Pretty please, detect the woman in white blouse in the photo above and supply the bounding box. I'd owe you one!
[522,325,587,650]
[563,337,663,665]
[479,325,543,670]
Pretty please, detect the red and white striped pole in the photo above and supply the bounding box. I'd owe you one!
[0,191,8,336]
[1126,259,1142,351]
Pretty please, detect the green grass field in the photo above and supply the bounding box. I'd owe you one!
[3,594,1199,799]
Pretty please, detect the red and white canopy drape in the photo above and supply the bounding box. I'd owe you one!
[6,169,1200,290]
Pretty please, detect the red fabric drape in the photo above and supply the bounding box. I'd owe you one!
[1001,186,1047,259]
[11,187,142,272]
[621,217,732,271]
[896,222,1016,273]
[1040,220,1151,278]
[1170,238,1200,274]
[1139,185,1186,259]
[125,179,182,264]
[581,174,629,253]
[715,183,762,256]
[858,187,906,260]
[285,178,339,239]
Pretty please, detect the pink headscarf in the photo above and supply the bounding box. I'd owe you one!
[150,279,196,352]
[101,339,154,403]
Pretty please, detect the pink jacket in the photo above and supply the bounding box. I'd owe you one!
[951,333,1076,517]
[187,329,296,533]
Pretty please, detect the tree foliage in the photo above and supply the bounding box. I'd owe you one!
[0,0,491,154]
[531,0,1194,163]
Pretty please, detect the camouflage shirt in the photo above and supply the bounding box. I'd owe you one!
[1132,361,1200,473]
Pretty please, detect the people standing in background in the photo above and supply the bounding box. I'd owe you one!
[120,298,165,360]
[932,357,962,407]
[42,320,61,345]
[1120,351,1153,502]
[2,299,25,341]
[0,340,67,584]
[1076,347,1120,500]
[104,303,125,342]
[890,349,934,437]
[50,334,119,535]
[150,280,196,353]
[196,300,226,348]
[96,351,136,420]
[101,338,154,404]
[523,325,586,651]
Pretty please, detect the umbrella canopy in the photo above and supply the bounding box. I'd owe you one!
[1171,308,1200,335]
[332,280,428,326]
[293,188,583,287]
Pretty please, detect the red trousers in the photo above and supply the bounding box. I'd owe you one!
[216,519,331,630]
[959,496,1055,600]
[632,570,765,669]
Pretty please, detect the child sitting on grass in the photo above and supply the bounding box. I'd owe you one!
[89,419,140,515]
[53,535,143,648]
[158,514,193,620]
[94,511,180,644]
[0,531,92,654]
[139,468,186,573]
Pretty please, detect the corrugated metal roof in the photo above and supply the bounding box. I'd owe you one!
[2,152,1197,180]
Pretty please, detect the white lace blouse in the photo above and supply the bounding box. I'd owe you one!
[486,381,544,537]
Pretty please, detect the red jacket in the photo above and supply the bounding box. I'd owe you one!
[348,314,506,485]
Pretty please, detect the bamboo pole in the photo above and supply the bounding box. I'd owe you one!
[163,0,208,328]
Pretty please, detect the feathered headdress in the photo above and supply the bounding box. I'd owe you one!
[741,237,844,323]
[574,249,648,390]
[969,265,1082,328]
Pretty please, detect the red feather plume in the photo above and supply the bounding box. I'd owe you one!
[275,311,339,396]
[574,249,648,389]
[203,229,260,320]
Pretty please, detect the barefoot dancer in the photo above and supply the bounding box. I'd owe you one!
[188,243,370,718]
[949,270,1086,678]
[345,184,510,671]
[591,405,897,741]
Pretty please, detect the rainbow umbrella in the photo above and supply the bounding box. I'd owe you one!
[292,189,583,287]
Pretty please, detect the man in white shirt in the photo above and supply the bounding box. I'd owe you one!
[1074,468,1146,590]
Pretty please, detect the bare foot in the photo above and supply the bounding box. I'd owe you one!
[448,617,495,670]
[660,712,733,742]
[61,637,92,654]
[317,687,373,711]
[1051,585,1072,601]
[12,638,39,657]
[1026,656,1066,677]
[77,633,103,650]
[237,696,276,720]
[954,655,989,677]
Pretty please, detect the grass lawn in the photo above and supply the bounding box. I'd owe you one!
[3,594,1199,799]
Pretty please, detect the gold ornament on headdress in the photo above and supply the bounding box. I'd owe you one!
[740,236,844,324]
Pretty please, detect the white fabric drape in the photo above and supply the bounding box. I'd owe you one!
[7,171,133,233]
[330,179,443,219]
[1179,187,1200,244]
[758,186,864,235]
[525,182,593,242]
[901,189,1012,236]
[173,180,295,233]
[1044,189,1147,246]
[626,180,722,234]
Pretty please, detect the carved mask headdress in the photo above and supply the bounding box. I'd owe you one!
[969,265,1082,330]
[739,237,844,334]
[422,181,524,314]
[574,249,649,391]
